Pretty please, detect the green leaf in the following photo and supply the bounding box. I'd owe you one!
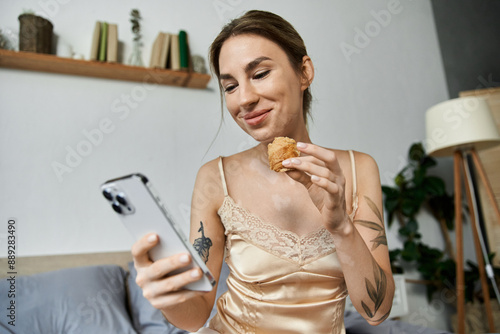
[395,173,406,187]
[426,284,438,302]
[413,168,426,186]
[384,197,399,211]
[383,198,399,227]
[420,156,437,170]
[401,198,417,217]
[409,143,425,162]
[406,219,418,233]
[389,249,401,260]
[410,188,427,204]
[389,249,404,274]
[401,240,418,261]
[382,186,396,197]
[418,243,443,260]
[423,177,445,196]
[398,225,411,237]
[399,219,418,237]
[387,212,395,227]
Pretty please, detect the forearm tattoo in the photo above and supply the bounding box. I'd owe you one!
[361,258,391,322]
[353,196,387,250]
[353,196,390,321]
[193,221,212,264]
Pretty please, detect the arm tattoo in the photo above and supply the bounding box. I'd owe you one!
[353,196,387,250]
[361,258,390,322]
[193,221,212,264]
[364,195,383,222]
[353,220,388,250]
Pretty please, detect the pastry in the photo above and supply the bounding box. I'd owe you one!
[268,137,300,172]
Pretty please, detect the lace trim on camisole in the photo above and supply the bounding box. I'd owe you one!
[216,151,359,265]
[218,196,337,265]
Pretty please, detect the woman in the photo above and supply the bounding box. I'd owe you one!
[132,10,394,333]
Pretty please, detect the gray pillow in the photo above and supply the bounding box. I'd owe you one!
[0,265,136,334]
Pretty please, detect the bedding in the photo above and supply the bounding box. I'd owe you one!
[0,265,135,334]
[0,261,450,333]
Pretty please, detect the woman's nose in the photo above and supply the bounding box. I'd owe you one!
[238,82,259,109]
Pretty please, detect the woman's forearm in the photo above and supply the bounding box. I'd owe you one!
[161,293,213,332]
[330,219,394,325]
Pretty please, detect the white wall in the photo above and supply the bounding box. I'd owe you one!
[0,0,455,330]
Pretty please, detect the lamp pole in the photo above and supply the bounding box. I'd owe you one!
[455,148,497,333]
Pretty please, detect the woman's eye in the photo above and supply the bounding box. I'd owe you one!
[254,70,270,80]
[224,84,237,93]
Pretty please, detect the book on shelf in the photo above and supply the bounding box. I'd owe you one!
[149,32,171,68]
[159,33,171,69]
[98,22,108,61]
[149,32,163,68]
[148,30,192,71]
[89,21,101,61]
[107,23,118,63]
[90,21,119,63]
[169,33,180,71]
[178,30,189,71]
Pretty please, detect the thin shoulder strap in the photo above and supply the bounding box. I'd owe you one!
[348,150,359,219]
[218,156,229,197]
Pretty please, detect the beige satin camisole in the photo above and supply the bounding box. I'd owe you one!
[207,151,358,333]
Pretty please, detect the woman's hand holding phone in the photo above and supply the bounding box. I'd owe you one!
[132,233,204,310]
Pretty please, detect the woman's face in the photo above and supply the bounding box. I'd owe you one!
[218,34,311,144]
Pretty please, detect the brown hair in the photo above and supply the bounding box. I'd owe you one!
[209,10,312,124]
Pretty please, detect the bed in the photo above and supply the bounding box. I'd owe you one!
[0,252,450,333]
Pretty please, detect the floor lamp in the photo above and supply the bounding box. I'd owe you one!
[426,96,500,334]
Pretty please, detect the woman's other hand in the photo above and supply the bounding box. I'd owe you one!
[282,142,348,232]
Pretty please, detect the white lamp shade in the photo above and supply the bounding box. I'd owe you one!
[425,96,500,157]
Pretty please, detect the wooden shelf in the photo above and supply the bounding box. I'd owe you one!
[0,49,211,89]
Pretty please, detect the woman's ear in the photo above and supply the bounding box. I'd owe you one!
[300,55,314,91]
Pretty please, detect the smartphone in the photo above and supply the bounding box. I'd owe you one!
[101,173,215,291]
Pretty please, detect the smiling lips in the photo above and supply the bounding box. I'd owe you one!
[244,110,270,126]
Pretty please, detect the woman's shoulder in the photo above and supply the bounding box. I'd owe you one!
[338,149,381,192]
[326,148,378,167]
[327,148,380,180]
[346,149,378,168]
[192,157,226,208]
[215,147,257,168]
[197,152,245,173]
[193,157,224,192]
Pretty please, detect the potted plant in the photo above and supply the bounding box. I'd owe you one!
[382,142,499,304]
[18,10,53,54]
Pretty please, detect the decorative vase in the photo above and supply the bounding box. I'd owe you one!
[128,40,143,67]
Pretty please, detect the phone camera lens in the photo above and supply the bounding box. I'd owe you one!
[102,189,114,201]
[112,202,123,214]
[116,193,127,205]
